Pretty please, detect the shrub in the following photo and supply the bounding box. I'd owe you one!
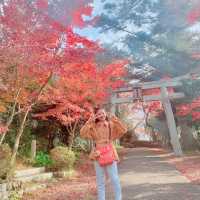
[9,191,21,200]
[34,151,53,167]
[74,150,81,160]
[50,146,76,171]
[0,143,12,180]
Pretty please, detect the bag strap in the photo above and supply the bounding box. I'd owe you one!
[108,121,111,141]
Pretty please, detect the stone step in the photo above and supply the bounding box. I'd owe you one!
[15,172,53,182]
[14,167,45,178]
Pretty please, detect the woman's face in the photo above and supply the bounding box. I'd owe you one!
[96,109,107,122]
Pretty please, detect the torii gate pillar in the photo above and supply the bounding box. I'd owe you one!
[161,87,183,156]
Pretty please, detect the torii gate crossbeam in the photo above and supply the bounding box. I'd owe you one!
[111,79,184,156]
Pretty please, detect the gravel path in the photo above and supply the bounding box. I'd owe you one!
[106,148,200,200]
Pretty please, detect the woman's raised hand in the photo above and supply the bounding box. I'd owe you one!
[88,113,97,123]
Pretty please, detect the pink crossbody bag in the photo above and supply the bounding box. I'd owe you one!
[95,122,115,166]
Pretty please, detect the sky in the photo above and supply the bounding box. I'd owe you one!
[74,0,200,52]
[68,0,200,74]
[73,0,104,41]
[74,0,160,51]
[74,26,100,41]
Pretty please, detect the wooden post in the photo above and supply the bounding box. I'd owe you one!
[31,140,37,160]
[161,87,183,156]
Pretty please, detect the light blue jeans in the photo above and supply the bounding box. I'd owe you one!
[94,161,122,200]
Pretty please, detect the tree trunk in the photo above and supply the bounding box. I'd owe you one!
[67,120,78,149]
[68,131,74,149]
[47,132,55,150]
[7,73,52,178]
[9,107,30,168]
[0,111,15,145]
[0,88,21,146]
[68,126,76,149]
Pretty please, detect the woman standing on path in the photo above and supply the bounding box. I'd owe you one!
[80,107,127,200]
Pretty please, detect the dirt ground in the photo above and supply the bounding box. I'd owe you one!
[23,148,200,200]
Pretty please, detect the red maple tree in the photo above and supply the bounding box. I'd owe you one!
[176,97,200,121]
[176,6,200,122]
[0,0,127,165]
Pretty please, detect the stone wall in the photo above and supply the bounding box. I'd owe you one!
[0,183,8,200]
[0,181,23,200]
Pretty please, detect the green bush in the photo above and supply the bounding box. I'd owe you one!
[0,143,12,180]
[50,146,76,171]
[34,151,53,167]
[9,191,21,200]
[74,150,81,160]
